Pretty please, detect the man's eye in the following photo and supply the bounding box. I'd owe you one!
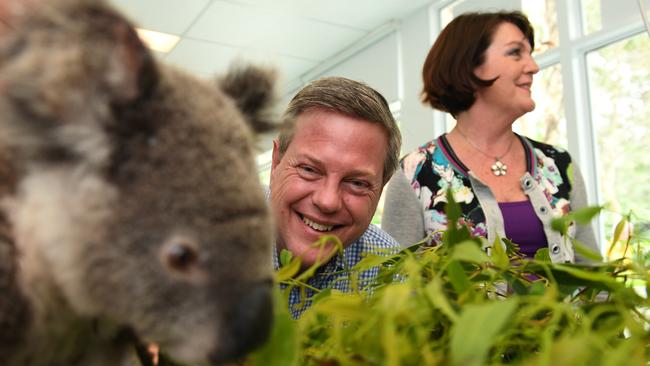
[348,179,370,190]
[298,165,317,175]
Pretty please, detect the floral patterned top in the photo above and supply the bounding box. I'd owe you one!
[383,133,599,263]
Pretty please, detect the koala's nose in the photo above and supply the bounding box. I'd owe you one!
[210,280,274,364]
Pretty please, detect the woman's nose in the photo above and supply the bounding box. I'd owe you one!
[526,55,540,75]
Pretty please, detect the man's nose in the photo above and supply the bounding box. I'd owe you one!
[312,181,342,214]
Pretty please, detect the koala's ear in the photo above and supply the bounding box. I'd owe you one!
[102,14,157,104]
[74,1,158,104]
[0,0,157,167]
[218,66,278,134]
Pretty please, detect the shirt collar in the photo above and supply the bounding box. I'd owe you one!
[272,236,363,274]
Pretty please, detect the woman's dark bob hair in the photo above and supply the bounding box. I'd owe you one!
[421,11,535,117]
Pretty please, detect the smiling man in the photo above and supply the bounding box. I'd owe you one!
[269,77,402,318]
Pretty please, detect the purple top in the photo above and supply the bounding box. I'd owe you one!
[498,200,547,258]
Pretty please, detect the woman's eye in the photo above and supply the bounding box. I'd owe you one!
[508,48,521,56]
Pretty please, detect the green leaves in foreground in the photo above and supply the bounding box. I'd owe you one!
[451,299,518,366]
[249,288,299,366]
[242,236,649,366]
[240,199,649,366]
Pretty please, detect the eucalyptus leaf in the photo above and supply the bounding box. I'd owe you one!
[571,206,602,225]
[425,276,459,322]
[447,260,472,294]
[445,189,462,223]
[279,249,293,267]
[311,291,367,320]
[450,241,490,264]
[534,248,552,262]
[259,201,649,366]
[249,289,299,366]
[275,256,301,282]
[450,299,518,366]
[551,216,570,234]
[491,237,509,269]
[353,253,396,270]
[607,217,628,258]
[573,240,603,262]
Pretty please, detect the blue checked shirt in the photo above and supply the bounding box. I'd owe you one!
[273,224,401,319]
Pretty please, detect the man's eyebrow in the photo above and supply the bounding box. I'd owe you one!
[295,153,324,166]
[341,167,382,183]
[296,153,380,181]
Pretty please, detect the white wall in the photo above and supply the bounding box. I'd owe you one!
[284,4,437,156]
[274,0,647,161]
[319,32,400,103]
[398,7,438,153]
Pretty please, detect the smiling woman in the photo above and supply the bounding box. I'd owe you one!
[382,11,600,264]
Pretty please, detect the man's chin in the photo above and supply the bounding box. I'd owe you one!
[296,244,338,270]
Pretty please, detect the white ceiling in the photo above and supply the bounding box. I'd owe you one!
[109,0,433,97]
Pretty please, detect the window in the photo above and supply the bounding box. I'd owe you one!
[521,0,559,54]
[581,0,647,35]
[516,63,566,147]
[587,33,650,247]
[581,0,602,34]
[259,169,271,186]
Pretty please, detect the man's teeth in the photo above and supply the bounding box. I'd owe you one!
[302,216,334,232]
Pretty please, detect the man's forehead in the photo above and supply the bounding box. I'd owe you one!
[289,133,385,179]
[292,109,382,137]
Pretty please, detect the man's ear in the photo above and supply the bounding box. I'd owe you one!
[267,140,283,188]
[271,139,282,173]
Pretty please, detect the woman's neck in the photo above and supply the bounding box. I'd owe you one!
[452,110,516,153]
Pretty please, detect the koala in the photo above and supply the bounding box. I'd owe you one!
[0,0,277,365]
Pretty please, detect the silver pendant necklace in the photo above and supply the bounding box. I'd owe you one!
[456,129,516,177]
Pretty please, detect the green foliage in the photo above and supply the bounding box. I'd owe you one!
[156,196,649,366]
[551,206,602,235]
[239,194,650,366]
[450,299,518,366]
[249,288,299,366]
[253,248,648,365]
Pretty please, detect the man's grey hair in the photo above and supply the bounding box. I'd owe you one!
[277,77,401,183]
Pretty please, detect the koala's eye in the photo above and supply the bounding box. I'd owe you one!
[164,242,198,272]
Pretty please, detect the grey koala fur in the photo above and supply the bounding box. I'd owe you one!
[0,0,277,365]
